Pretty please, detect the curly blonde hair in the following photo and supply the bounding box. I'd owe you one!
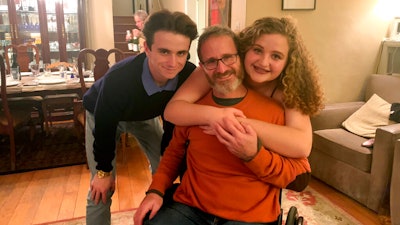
[238,16,324,116]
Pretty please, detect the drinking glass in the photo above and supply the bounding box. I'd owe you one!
[68,63,78,77]
[43,63,51,77]
[11,66,20,80]
[87,63,94,78]
[30,64,40,77]
[58,65,66,79]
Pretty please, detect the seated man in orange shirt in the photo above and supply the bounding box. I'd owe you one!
[134,25,310,225]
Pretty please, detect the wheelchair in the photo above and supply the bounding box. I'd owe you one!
[162,141,306,225]
[162,184,304,225]
[278,205,304,225]
[275,172,310,225]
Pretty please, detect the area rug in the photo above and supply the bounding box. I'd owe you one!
[35,209,137,225]
[281,187,362,225]
[0,122,86,175]
[35,186,365,225]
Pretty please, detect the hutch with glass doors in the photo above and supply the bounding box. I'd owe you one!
[0,0,86,64]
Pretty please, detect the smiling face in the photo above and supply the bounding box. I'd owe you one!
[243,33,289,89]
[144,30,191,86]
[199,35,244,97]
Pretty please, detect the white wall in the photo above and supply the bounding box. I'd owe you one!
[85,0,114,50]
[246,0,394,103]
[112,0,133,15]
[231,0,246,33]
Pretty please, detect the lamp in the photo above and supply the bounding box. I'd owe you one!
[374,0,400,20]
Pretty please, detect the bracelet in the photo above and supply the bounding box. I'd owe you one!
[145,189,164,198]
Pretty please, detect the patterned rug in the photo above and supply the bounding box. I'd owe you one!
[0,122,86,175]
[281,187,362,225]
[35,186,371,225]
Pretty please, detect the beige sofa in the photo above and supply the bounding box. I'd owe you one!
[391,139,400,225]
[309,74,400,212]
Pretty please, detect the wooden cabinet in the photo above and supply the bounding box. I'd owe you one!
[0,0,85,64]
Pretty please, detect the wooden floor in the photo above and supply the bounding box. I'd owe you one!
[0,137,389,225]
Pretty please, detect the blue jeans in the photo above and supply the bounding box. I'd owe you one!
[145,202,277,225]
[85,111,163,225]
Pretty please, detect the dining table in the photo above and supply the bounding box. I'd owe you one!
[4,71,94,98]
[2,71,95,135]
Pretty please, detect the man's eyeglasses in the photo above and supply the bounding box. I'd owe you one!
[201,54,238,70]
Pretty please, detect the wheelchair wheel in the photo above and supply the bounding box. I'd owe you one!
[285,206,298,225]
[297,216,304,225]
[277,208,283,225]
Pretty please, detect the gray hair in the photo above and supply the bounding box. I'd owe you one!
[197,26,239,61]
[134,10,148,22]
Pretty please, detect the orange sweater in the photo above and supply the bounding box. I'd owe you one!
[150,89,310,223]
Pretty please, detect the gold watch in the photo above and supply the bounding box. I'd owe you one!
[97,170,111,178]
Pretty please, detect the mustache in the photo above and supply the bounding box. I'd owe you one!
[214,70,235,79]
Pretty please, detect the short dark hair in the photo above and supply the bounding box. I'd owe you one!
[197,25,239,61]
[142,10,198,49]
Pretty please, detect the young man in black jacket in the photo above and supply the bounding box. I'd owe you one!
[82,10,198,225]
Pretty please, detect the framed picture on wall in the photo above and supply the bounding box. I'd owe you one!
[133,0,148,13]
[208,0,232,27]
[282,0,316,10]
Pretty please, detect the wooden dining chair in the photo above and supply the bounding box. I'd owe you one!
[41,61,80,135]
[0,55,40,170]
[4,43,40,74]
[76,48,125,94]
[74,48,128,155]
[3,43,44,134]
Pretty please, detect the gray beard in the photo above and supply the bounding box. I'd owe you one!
[207,67,244,95]
[212,77,243,95]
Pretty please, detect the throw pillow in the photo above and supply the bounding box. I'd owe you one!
[342,94,394,138]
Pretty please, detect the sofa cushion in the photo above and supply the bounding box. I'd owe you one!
[365,74,400,103]
[342,94,394,138]
[313,128,372,172]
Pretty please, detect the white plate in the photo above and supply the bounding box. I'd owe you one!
[21,72,33,76]
[84,77,94,82]
[38,78,66,85]
[0,80,20,87]
[51,71,73,75]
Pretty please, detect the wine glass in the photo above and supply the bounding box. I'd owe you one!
[30,64,39,74]
[30,64,40,81]
[87,63,94,78]
[82,63,94,78]
[43,63,51,77]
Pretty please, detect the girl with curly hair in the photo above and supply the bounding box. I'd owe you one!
[164,16,324,158]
